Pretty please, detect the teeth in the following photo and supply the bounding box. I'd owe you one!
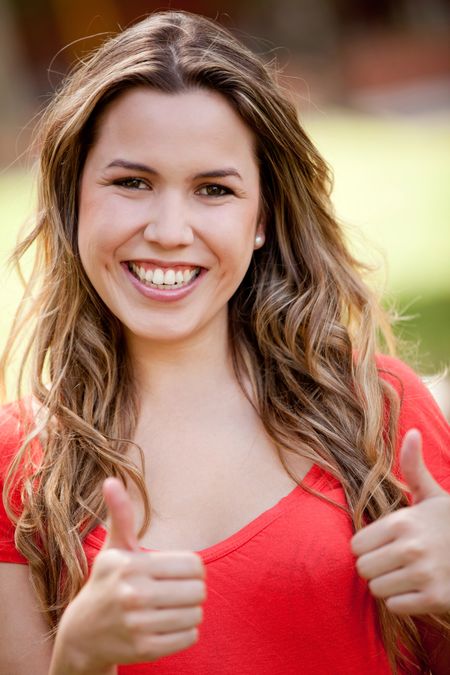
[164,269,175,285]
[152,268,164,284]
[129,262,200,289]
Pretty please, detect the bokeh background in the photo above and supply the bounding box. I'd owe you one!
[1,0,449,413]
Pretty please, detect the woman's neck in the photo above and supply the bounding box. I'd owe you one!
[125,315,238,408]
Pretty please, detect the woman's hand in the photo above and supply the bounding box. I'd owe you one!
[50,478,206,675]
[351,429,450,616]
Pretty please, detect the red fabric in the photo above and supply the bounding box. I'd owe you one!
[1,356,449,674]
[0,400,32,564]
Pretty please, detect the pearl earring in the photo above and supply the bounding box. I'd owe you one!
[254,234,264,248]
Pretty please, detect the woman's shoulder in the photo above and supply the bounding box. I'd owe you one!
[375,353,448,429]
[375,353,432,394]
[375,353,450,490]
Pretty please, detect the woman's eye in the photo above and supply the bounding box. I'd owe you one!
[197,184,231,197]
[114,177,149,190]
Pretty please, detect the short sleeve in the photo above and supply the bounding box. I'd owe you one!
[377,354,450,493]
[0,403,29,564]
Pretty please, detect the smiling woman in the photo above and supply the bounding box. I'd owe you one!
[77,87,264,345]
[0,9,449,675]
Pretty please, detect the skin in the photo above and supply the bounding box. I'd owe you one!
[77,87,265,356]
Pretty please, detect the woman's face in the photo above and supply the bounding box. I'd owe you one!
[78,87,264,348]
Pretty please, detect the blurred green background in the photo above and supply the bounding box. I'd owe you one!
[306,112,450,374]
[1,0,449,394]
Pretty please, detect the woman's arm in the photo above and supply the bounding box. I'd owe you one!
[0,563,53,675]
[0,563,117,675]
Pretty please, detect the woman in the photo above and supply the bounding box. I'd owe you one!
[0,10,449,674]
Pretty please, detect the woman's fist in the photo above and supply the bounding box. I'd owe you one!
[51,478,206,674]
[352,429,450,616]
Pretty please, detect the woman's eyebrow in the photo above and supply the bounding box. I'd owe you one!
[105,159,155,173]
[105,159,243,181]
[195,168,243,181]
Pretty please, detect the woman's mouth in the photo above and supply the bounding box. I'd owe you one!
[127,261,201,290]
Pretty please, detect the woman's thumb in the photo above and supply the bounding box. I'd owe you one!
[102,477,138,551]
[400,428,445,503]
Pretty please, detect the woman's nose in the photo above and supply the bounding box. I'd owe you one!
[143,195,194,249]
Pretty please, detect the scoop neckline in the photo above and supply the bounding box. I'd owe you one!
[86,463,326,563]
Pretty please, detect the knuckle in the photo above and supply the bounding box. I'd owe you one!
[132,628,198,662]
[385,596,405,615]
[96,550,136,579]
[155,581,181,606]
[119,580,159,610]
[179,627,198,645]
[355,557,370,579]
[368,578,383,597]
[422,588,447,613]
[93,548,123,575]
[118,583,141,610]
[191,554,205,578]
[392,513,413,537]
[419,590,435,612]
[117,554,137,577]
[145,589,160,608]
[412,565,433,588]
[133,635,157,661]
[175,551,203,571]
[403,540,425,563]
[181,605,203,628]
[150,551,205,579]
[195,580,207,602]
[122,610,141,632]
[193,605,204,625]
[176,606,203,630]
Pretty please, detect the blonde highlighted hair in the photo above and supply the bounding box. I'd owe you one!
[1,10,448,671]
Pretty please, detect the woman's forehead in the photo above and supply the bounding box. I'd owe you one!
[86,87,259,177]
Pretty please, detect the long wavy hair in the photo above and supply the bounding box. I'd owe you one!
[1,10,448,671]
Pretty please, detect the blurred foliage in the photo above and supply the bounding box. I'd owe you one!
[0,111,449,375]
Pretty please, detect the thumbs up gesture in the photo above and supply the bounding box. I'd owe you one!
[51,478,206,674]
[351,429,450,616]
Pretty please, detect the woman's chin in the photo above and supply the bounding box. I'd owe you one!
[123,321,201,347]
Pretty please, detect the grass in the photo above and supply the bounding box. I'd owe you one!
[1,111,449,376]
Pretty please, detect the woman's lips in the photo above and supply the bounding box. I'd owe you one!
[122,262,206,302]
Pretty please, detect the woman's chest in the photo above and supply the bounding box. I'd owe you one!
[129,426,312,552]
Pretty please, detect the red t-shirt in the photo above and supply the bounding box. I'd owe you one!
[1,355,449,674]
